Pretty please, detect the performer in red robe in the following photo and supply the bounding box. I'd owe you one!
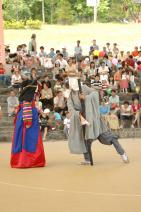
[10,79,46,168]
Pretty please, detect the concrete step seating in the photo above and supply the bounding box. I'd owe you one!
[0,85,141,142]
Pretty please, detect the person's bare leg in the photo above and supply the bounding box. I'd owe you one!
[43,127,48,141]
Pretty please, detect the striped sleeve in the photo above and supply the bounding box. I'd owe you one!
[23,101,32,127]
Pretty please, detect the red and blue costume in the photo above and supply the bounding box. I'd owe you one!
[10,80,46,168]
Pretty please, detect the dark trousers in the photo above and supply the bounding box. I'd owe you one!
[83,132,125,162]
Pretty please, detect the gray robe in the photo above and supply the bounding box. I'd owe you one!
[67,85,107,154]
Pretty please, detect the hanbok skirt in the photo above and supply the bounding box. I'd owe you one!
[10,104,46,168]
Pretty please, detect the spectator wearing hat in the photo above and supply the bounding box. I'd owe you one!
[40,108,50,141]
[61,47,69,60]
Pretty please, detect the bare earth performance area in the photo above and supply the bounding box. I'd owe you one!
[0,139,141,212]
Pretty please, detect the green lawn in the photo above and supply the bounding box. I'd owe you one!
[4,23,141,55]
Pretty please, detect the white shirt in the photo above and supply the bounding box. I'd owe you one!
[11,74,22,85]
[56,59,68,69]
[121,105,132,116]
[64,118,71,129]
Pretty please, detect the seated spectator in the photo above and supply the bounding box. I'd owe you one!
[137,51,141,62]
[120,101,133,128]
[0,62,5,75]
[88,61,96,79]
[99,99,110,116]
[0,63,6,86]
[35,94,43,113]
[131,99,141,128]
[41,81,53,109]
[54,107,62,121]
[65,58,77,75]
[38,46,47,66]
[132,46,139,58]
[126,55,135,68]
[100,98,119,130]
[7,90,19,117]
[54,80,62,92]
[109,75,115,88]
[54,90,66,113]
[39,108,50,141]
[56,53,68,69]
[11,64,22,88]
[91,75,102,90]
[48,48,56,59]
[109,89,120,113]
[63,111,71,138]
[132,93,140,101]
[53,62,60,80]
[137,61,141,78]
[44,56,54,70]
[54,107,63,130]
[0,105,2,121]
[98,62,109,83]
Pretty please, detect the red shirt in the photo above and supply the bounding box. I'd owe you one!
[0,68,5,74]
[132,104,141,113]
[138,64,141,71]
[132,51,139,57]
[126,58,135,67]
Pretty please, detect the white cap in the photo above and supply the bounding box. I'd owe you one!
[44,108,50,114]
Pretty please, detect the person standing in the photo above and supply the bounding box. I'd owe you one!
[28,34,37,56]
[74,40,82,62]
[7,90,19,117]
[67,78,129,165]
[10,79,46,168]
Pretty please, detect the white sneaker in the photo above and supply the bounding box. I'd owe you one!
[131,124,134,128]
[121,153,129,163]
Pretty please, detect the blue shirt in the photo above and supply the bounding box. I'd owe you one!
[54,112,62,121]
[99,105,110,115]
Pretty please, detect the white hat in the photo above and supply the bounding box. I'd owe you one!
[85,57,90,62]
[44,108,50,114]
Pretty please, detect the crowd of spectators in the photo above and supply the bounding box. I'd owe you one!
[0,34,141,140]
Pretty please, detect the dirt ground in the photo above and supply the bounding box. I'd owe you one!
[0,139,141,212]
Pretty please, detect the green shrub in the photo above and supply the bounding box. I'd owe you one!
[26,19,42,29]
[4,20,25,29]
[4,19,42,29]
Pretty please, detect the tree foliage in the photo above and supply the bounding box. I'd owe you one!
[2,0,141,24]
